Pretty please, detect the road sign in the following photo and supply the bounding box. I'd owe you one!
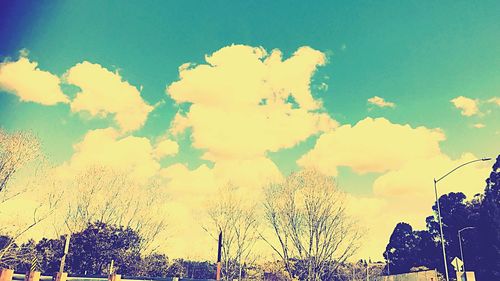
[451,257,464,272]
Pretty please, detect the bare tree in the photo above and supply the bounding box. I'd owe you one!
[63,166,167,253]
[204,184,260,281]
[0,129,61,264]
[262,169,361,281]
[0,129,41,198]
[0,189,60,263]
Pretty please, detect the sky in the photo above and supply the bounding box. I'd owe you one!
[0,0,499,261]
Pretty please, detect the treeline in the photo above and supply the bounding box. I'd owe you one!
[3,129,497,281]
[0,221,382,280]
[0,221,216,279]
[384,155,500,281]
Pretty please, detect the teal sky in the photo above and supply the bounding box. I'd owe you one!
[2,1,498,159]
[1,0,499,259]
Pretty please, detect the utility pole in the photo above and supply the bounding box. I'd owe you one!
[385,251,390,276]
[432,157,491,281]
[458,227,475,281]
[216,231,222,281]
[59,234,71,273]
[434,178,450,281]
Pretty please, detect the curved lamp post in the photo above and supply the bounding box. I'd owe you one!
[458,226,475,281]
[433,157,491,281]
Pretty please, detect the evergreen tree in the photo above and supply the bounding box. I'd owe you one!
[477,155,500,280]
[383,223,438,274]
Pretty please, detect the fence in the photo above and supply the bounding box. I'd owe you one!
[6,272,214,281]
[374,270,439,281]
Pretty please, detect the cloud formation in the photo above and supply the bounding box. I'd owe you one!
[372,153,489,200]
[0,57,68,105]
[298,116,492,260]
[450,96,480,116]
[488,97,500,106]
[154,138,179,159]
[473,123,485,129]
[166,45,337,161]
[298,117,445,176]
[158,157,282,259]
[65,62,154,132]
[297,116,484,260]
[62,127,160,181]
[4,47,491,261]
[158,163,219,258]
[367,96,395,108]
[343,150,490,259]
[159,46,338,254]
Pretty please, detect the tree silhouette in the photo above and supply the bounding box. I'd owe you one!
[383,154,500,280]
[477,154,500,280]
[67,221,142,275]
[427,192,472,275]
[383,223,439,274]
[140,253,169,277]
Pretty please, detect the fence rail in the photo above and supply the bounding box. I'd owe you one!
[11,273,214,281]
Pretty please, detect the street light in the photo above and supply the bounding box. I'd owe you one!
[433,157,491,281]
[458,226,475,281]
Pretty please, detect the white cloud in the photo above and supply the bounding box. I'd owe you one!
[473,123,485,129]
[160,157,282,206]
[373,153,489,199]
[158,157,282,259]
[295,116,490,260]
[450,96,480,116]
[0,56,68,105]
[167,45,337,161]
[169,112,190,135]
[161,163,218,202]
[488,97,500,106]
[60,127,160,182]
[65,61,153,132]
[154,138,179,159]
[346,152,491,260]
[158,163,218,259]
[162,44,336,258]
[211,156,282,190]
[367,96,395,108]
[298,115,493,260]
[318,82,328,91]
[345,195,397,260]
[298,117,445,176]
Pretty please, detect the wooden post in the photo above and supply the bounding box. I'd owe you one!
[0,269,13,281]
[108,260,114,276]
[108,274,121,281]
[24,272,40,281]
[53,272,67,281]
